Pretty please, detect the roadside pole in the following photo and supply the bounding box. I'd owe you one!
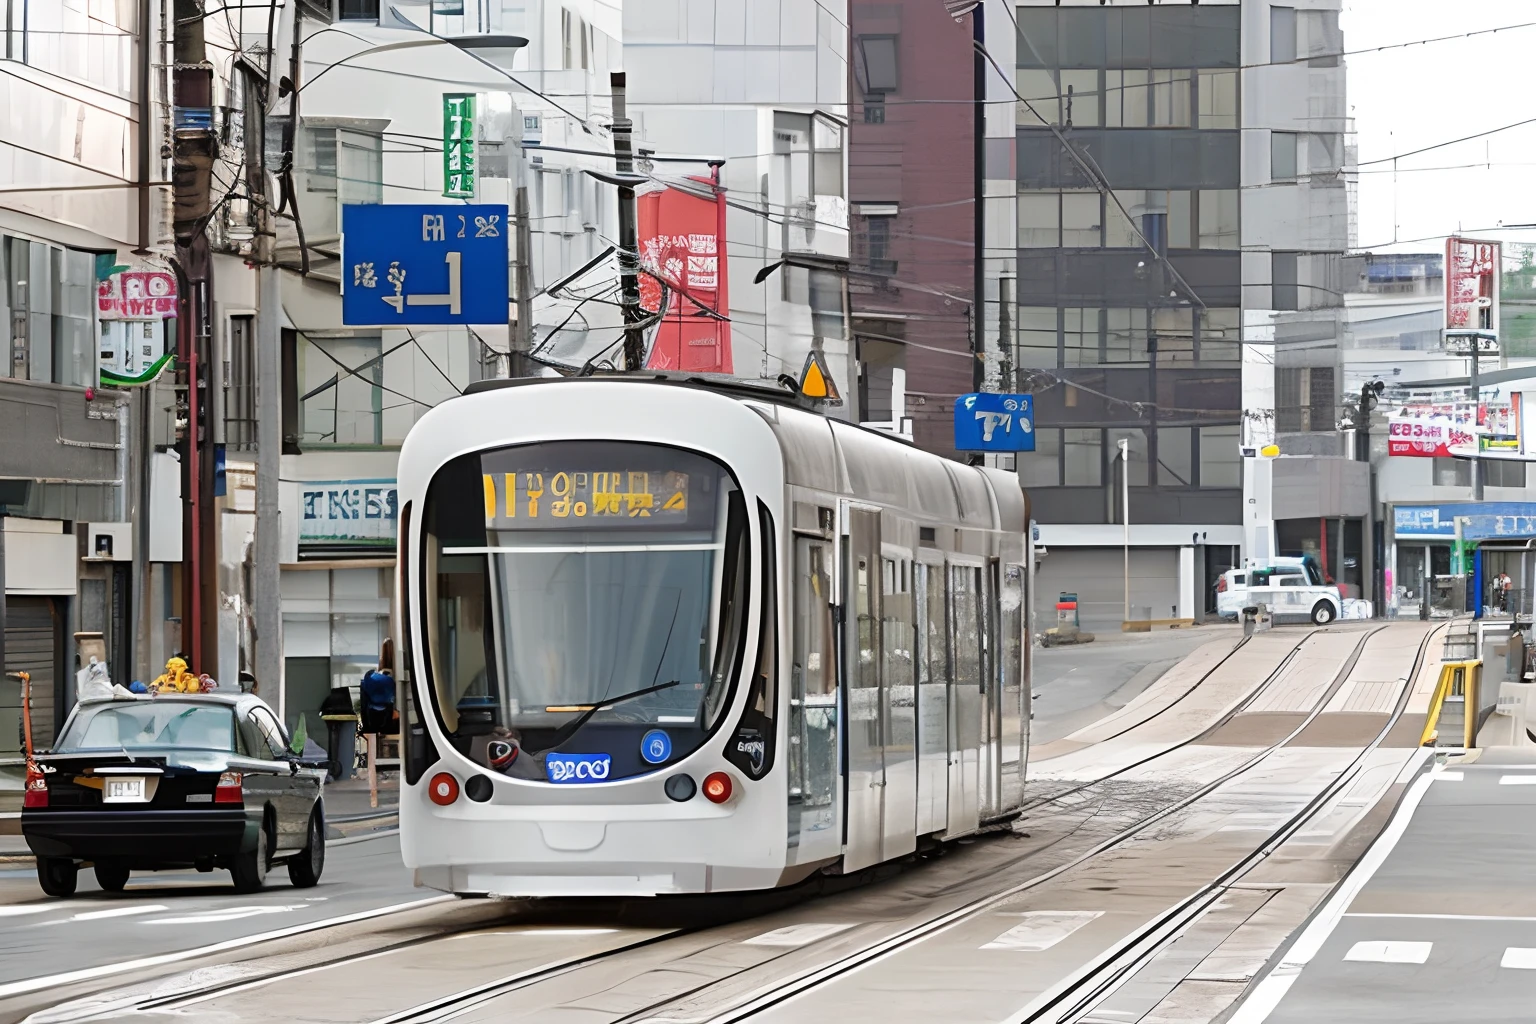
[511,183,534,376]
[610,72,646,370]
[254,263,282,702]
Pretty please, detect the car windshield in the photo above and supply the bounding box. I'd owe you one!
[423,440,751,780]
[55,702,237,753]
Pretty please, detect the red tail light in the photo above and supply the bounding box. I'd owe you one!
[1216,576,1226,593]
[215,771,244,805]
[428,772,459,806]
[702,771,733,804]
[23,770,47,809]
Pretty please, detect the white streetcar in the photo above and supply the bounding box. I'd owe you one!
[395,374,1032,897]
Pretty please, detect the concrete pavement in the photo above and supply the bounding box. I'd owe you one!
[1236,752,1536,1024]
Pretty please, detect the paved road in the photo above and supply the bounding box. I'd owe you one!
[1031,625,1238,744]
[1238,751,1536,1024]
[0,831,419,990]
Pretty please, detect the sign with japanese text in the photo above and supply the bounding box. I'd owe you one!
[299,479,398,546]
[1445,237,1500,333]
[477,445,720,533]
[1481,393,1521,450]
[954,393,1035,452]
[1386,415,1473,458]
[341,203,509,325]
[1394,503,1536,540]
[638,180,733,374]
[97,271,177,321]
[443,93,476,199]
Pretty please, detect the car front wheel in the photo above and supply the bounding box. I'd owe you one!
[93,860,130,892]
[1311,601,1337,626]
[230,820,272,894]
[38,857,78,898]
[287,808,326,889]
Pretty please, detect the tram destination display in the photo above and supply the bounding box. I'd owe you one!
[478,445,721,531]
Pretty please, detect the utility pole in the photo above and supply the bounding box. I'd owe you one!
[510,183,534,376]
[1471,343,1483,501]
[972,5,986,394]
[1121,438,1131,625]
[610,72,646,370]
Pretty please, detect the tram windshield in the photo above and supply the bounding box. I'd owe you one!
[422,441,751,781]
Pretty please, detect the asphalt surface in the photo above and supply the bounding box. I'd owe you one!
[1253,752,1536,1024]
[0,830,418,989]
[1031,625,1238,744]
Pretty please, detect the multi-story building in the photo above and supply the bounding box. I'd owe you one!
[1011,0,1350,630]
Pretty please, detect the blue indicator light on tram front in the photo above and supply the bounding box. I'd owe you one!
[641,730,672,764]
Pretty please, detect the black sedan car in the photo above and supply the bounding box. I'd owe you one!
[22,693,328,896]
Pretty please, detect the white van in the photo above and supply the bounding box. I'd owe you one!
[1216,557,1342,626]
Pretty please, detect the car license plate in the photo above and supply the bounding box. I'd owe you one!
[103,777,146,803]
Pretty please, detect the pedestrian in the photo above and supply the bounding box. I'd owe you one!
[1496,571,1514,613]
[359,641,396,736]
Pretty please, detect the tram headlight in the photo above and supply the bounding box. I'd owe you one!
[428,772,460,806]
[702,771,734,804]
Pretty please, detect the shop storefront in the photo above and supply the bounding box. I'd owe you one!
[1388,502,1536,618]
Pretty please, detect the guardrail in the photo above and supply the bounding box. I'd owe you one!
[1421,657,1481,748]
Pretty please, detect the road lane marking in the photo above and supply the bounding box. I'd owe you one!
[1498,775,1536,785]
[1344,940,1432,964]
[982,911,1103,951]
[1227,761,1438,1024]
[743,923,855,947]
[144,904,310,925]
[1346,913,1536,922]
[0,895,453,1000]
[1430,771,1463,782]
[0,905,56,917]
[69,904,170,922]
[1501,948,1536,970]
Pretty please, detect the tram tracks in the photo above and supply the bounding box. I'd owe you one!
[16,624,1428,1024]
[336,624,1426,1024]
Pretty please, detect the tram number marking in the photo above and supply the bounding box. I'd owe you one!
[482,471,688,524]
[546,752,612,783]
[736,736,766,776]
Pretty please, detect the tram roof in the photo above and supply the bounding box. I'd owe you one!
[463,371,830,411]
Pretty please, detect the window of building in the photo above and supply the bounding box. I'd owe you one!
[1063,308,1099,367]
[1270,6,1297,64]
[1434,458,1471,488]
[1271,131,1299,181]
[1198,190,1239,249]
[1063,192,1102,247]
[1272,252,1300,311]
[1018,306,1058,368]
[1020,69,1101,128]
[1275,366,1335,432]
[1,235,95,387]
[1105,308,1151,365]
[855,35,899,94]
[813,116,844,198]
[1104,69,1190,128]
[1198,69,1238,129]
[1019,428,1061,488]
[226,316,256,452]
[1199,426,1241,487]
[5,0,136,97]
[1108,428,1150,487]
[1199,308,1241,363]
[862,98,886,124]
[1488,460,1527,488]
[1299,9,1342,68]
[298,334,383,447]
[1064,428,1103,486]
[1018,192,1060,249]
[1158,428,1194,487]
[864,216,893,275]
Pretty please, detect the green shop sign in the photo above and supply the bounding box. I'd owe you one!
[443,93,476,199]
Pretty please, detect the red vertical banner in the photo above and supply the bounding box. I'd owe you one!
[638,178,733,374]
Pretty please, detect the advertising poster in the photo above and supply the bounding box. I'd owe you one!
[638,180,733,374]
[1387,400,1476,457]
[1481,393,1521,450]
[1445,237,1500,333]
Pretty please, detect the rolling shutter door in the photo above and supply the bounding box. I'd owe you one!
[1034,548,1180,632]
[1,598,58,754]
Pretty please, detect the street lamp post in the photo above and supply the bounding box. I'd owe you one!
[1120,437,1131,624]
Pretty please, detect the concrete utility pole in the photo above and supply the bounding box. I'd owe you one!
[511,183,534,376]
[610,72,647,370]
[1470,346,1484,501]
[1120,438,1131,624]
[254,264,282,697]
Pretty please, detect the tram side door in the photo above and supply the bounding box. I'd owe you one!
[843,506,885,873]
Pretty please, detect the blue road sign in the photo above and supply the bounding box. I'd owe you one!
[954,393,1035,452]
[342,204,509,326]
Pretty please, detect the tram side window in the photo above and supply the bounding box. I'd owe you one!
[882,558,915,752]
[917,563,949,758]
[790,539,838,846]
[725,504,777,779]
[952,565,982,694]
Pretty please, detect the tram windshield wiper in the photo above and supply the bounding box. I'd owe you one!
[530,680,681,755]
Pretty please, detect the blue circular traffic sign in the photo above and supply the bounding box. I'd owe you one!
[641,730,672,765]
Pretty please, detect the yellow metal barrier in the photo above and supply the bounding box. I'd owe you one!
[1420,659,1482,748]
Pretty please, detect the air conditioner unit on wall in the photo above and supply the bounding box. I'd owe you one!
[81,523,133,562]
